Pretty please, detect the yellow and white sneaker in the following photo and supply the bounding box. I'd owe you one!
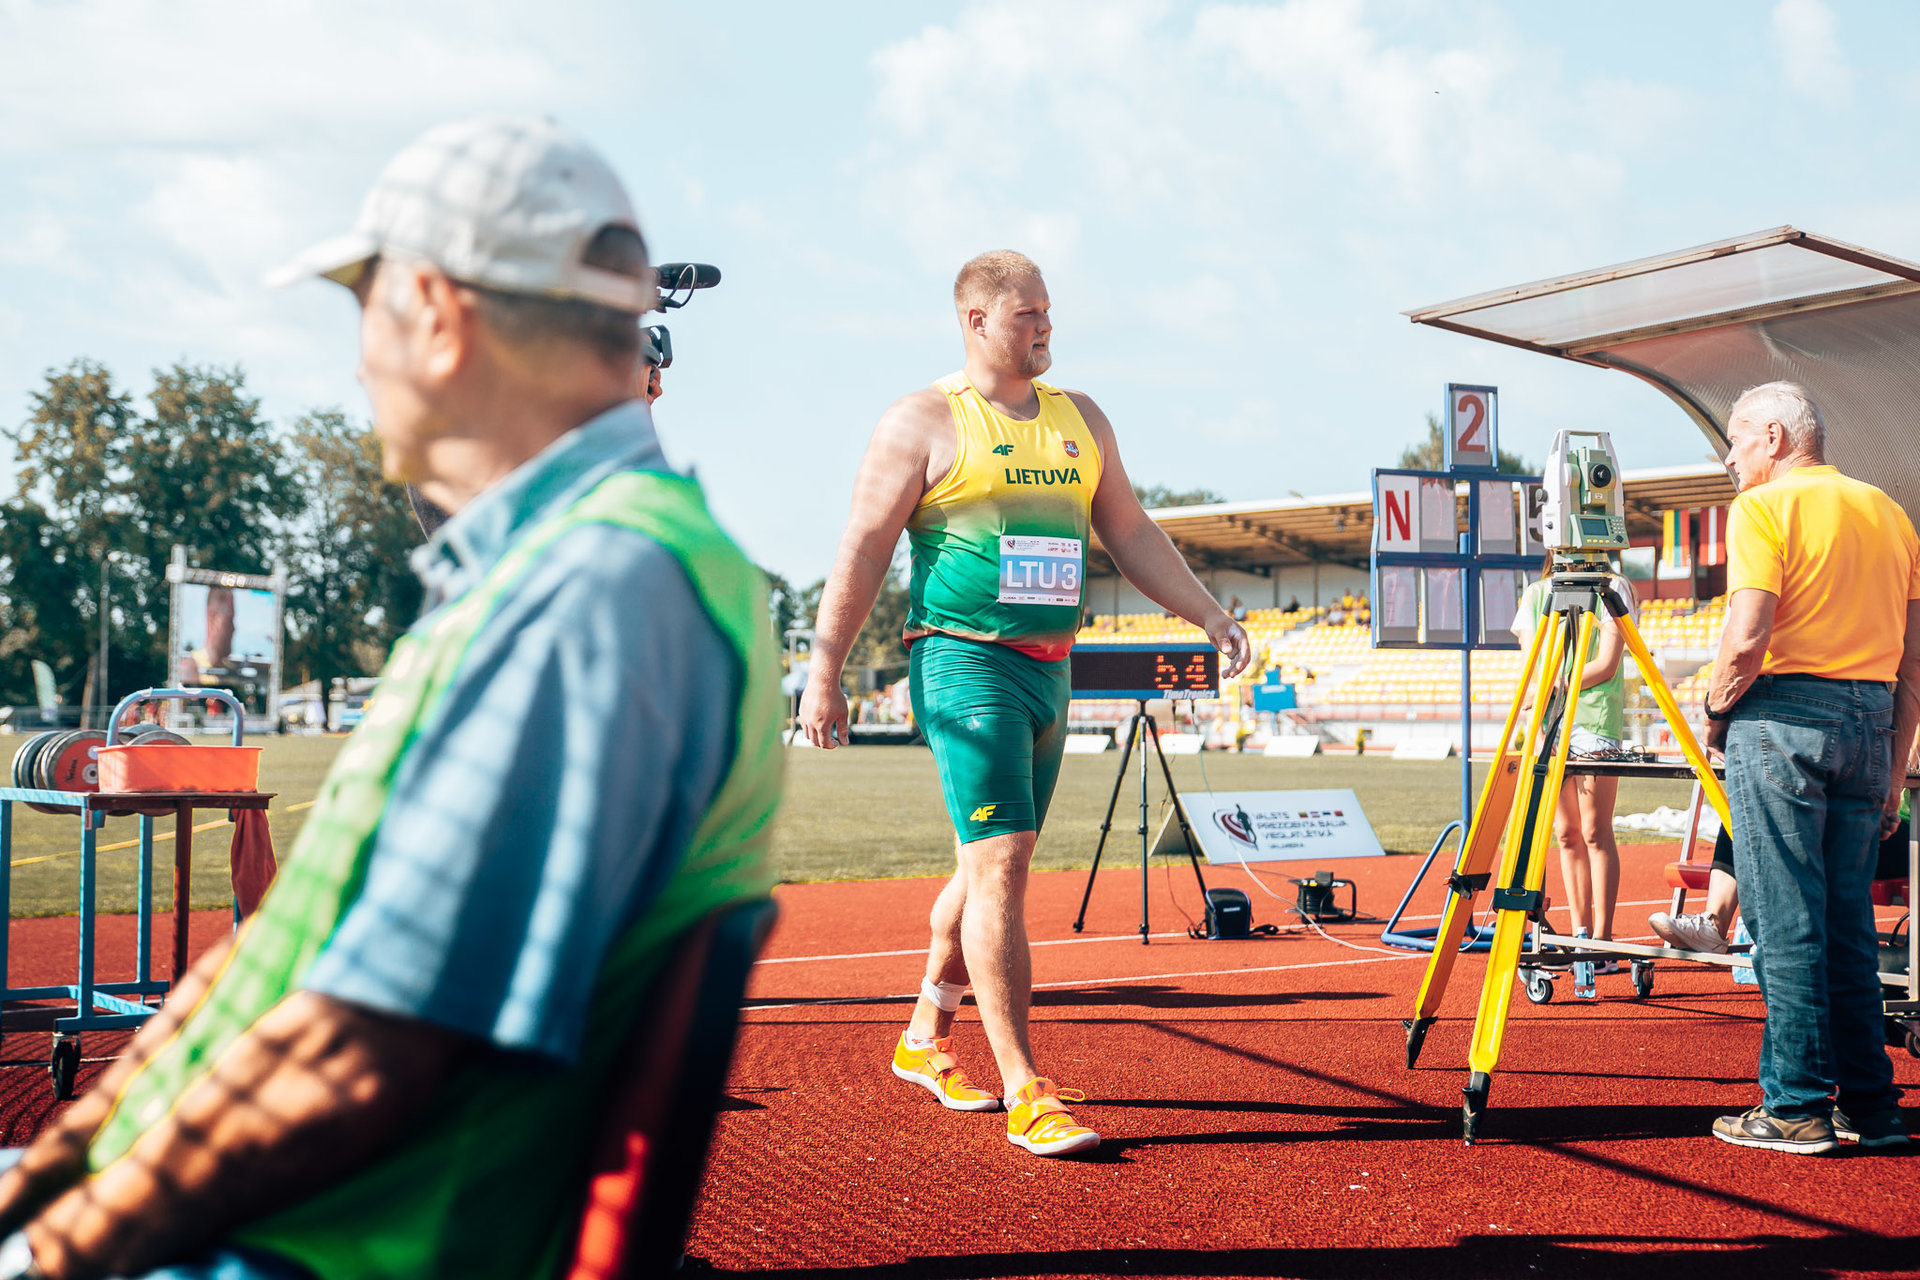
[891,1033,1001,1112]
[1005,1078,1100,1157]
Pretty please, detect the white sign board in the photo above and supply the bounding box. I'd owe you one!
[1263,736,1321,757]
[1419,479,1456,553]
[1477,480,1517,554]
[1445,385,1497,470]
[1522,483,1548,558]
[1159,789,1387,863]
[1479,569,1523,642]
[1425,567,1464,644]
[1377,566,1420,644]
[1376,475,1419,550]
[1063,733,1113,754]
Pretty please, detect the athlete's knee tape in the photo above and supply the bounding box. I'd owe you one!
[921,977,967,1012]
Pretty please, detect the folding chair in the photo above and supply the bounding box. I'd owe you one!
[566,897,777,1280]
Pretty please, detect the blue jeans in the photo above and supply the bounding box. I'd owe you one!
[0,1153,310,1280]
[1725,674,1899,1120]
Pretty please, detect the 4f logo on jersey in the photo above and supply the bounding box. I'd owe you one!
[969,804,998,822]
[1062,440,1079,458]
[991,443,1015,456]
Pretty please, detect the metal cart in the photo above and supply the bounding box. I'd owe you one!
[1513,759,1916,1053]
[0,689,276,1097]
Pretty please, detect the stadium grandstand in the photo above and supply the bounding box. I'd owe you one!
[1074,461,1737,754]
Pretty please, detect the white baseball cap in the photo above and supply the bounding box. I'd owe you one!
[269,116,656,314]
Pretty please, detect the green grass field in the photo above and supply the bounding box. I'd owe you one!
[4,737,341,918]
[772,745,1693,880]
[3,738,1694,916]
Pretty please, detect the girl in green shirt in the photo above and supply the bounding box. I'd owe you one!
[1511,557,1637,946]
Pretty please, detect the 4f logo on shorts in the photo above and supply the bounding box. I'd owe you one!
[969,804,998,822]
[991,444,1015,456]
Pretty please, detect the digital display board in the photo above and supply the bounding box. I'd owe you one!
[1070,643,1219,700]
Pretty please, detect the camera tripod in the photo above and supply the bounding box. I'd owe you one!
[1071,701,1211,944]
[1398,557,1731,1143]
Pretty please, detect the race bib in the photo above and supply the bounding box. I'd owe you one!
[997,535,1083,606]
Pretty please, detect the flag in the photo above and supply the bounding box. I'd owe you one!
[1699,506,1726,567]
[1658,509,1693,578]
[31,660,59,719]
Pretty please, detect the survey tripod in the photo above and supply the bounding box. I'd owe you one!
[1071,702,1211,945]
[1398,557,1732,1143]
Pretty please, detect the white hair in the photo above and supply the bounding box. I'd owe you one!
[1730,380,1826,458]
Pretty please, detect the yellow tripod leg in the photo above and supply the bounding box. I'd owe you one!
[1461,610,1595,1143]
[1402,618,1550,1067]
[1614,607,1732,830]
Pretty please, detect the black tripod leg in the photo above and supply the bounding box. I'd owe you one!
[1462,1071,1491,1145]
[1073,714,1139,932]
[1147,717,1211,901]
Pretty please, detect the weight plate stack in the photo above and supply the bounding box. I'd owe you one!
[41,730,107,794]
[18,730,72,813]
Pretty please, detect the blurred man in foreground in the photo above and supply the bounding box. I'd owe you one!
[798,250,1249,1158]
[1703,381,1920,1154]
[0,117,783,1278]
[409,319,666,537]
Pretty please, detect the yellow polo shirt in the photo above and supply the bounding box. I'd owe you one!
[1725,464,1920,680]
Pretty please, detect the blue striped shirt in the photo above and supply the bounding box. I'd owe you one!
[304,402,740,1062]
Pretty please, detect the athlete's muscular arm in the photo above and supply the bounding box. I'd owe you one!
[799,390,951,749]
[1071,393,1250,678]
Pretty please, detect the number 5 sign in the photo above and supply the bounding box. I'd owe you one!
[1444,383,1498,471]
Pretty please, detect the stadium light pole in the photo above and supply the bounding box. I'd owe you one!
[97,556,110,730]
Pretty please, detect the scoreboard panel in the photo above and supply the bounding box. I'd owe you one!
[1069,643,1219,700]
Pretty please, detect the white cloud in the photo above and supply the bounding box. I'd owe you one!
[0,1,586,154]
[0,0,648,438]
[858,0,1681,280]
[1770,0,1851,104]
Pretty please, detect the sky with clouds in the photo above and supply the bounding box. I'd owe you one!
[4,0,1918,582]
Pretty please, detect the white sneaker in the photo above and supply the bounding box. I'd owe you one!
[1649,911,1728,954]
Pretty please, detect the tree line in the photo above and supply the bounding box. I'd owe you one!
[1,359,423,713]
[3,357,1290,712]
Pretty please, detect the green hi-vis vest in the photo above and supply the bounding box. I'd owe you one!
[86,470,784,1280]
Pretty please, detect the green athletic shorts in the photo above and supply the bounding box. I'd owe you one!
[910,633,1071,842]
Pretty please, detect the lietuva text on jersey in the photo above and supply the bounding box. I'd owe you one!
[1002,467,1084,486]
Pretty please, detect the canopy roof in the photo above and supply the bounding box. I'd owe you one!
[1407,226,1920,518]
[1089,463,1732,577]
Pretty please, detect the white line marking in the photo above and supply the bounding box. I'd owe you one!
[1029,954,1420,989]
[744,953,1421,1011]
[758,932,1186,965]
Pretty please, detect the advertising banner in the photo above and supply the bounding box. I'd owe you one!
[1153,789,1386,863]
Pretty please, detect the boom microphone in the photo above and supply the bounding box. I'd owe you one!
[655,262,722,292]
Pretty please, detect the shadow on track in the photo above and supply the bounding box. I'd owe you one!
[682,1232,1920,1279]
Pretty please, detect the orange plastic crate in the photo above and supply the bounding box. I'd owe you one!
[97,744,260,794]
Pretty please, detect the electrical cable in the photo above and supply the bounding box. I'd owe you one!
[1185,701,1401,948]
[1184,703,1288,938]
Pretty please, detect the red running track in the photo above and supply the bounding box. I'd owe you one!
[689,844,1920,1279]
[0,852,1912,1278]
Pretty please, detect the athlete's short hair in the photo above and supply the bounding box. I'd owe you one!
[953,250,1044,316]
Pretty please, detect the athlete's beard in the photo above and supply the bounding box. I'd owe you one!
[1012,344,1051,378]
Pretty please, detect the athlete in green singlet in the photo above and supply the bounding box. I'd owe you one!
[798,251,1250,1157]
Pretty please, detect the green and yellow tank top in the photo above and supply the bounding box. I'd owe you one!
[904,374,1102,663]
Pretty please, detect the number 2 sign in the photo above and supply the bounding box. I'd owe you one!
[1444,383,1498,471]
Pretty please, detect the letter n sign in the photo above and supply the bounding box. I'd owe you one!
[1377,475,1419,551]
[1444,384,1497,471]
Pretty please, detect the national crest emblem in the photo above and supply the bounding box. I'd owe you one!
[1062,440,1080,458]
